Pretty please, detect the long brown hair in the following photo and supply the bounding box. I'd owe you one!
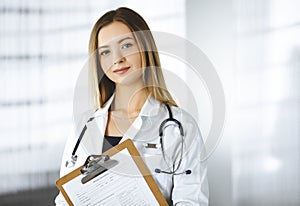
[88,7,177,109]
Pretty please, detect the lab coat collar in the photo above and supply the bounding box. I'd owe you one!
[91,93,161,146]
[139,95,161,116]
[93,93,161,117]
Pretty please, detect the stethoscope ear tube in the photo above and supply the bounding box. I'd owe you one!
[71,117,95,157]
[157,104,190,175]
[66,117,95,167]
[159,104,184,137]
[72,125,87,156]
[159,118,184,137]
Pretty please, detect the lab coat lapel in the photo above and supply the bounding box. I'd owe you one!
[81,117,105,154]
[80,95,113,154]
[120,96,161,143]
[80,94,161,149]
[120,116,142,143]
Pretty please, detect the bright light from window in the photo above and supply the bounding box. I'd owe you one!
[263,156,281,173]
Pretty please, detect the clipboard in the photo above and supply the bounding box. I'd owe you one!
[56,139,168,206]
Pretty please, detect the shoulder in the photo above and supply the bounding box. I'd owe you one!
[170,105,202,135]
[149,98,198,124]
[170,105,197,123]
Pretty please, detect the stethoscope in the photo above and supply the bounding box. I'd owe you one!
[65,104,191,175]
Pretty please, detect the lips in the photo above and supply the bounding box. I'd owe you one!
[113,66,130,75]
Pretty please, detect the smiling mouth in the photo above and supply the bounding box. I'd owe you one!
[113,66,130,74]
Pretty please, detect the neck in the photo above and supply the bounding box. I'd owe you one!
[112,83,149,114]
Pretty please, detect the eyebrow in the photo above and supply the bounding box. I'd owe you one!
[99,36,134,49]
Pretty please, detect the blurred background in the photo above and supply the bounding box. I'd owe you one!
[0,0,299,205]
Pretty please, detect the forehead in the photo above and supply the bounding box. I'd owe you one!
[98,21,134,46]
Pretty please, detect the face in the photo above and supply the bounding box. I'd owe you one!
[98,21,144,86]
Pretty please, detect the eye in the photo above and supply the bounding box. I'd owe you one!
[100,50,110,56]
[121,43,133,49]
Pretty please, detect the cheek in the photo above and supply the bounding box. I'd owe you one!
[100,58,112,73]
[130,53,143,69]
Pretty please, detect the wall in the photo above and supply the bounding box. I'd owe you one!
[0,0,186,203]
[186,0,300,205]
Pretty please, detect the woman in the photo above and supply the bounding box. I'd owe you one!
[55,7,208,205]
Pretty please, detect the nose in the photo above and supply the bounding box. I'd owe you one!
[113,49,125,65]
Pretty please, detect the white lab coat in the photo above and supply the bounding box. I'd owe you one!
[55,95,209,205]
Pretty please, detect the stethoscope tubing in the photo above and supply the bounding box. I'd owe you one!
[66,104,189,175]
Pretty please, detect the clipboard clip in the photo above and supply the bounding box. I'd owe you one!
[80,155,118,184]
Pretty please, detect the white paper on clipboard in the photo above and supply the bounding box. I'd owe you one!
[62,148,159,206]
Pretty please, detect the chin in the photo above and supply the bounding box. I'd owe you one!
[116,71,144,85]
